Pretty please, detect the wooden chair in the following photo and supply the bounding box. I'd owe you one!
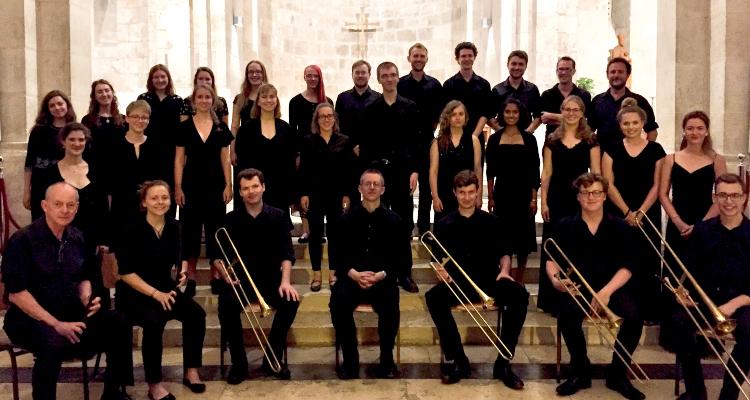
[334,304,401,368]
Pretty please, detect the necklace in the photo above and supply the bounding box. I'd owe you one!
[153,223,165,238]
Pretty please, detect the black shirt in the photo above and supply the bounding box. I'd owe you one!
[589,88,658,151]
[136,92,183,148]
[398,73,443,145]
[181,95,230,120]
[443,72,492,136]
[298,132,357,200]
[335,87,381,145]
[289,94,334,140]
[232,94,254,128]
[175,119,233,193]
[687,217,750,304]
[336,204,410,282]
[81,114,127,172]
[25,123,65,219]
[2,219,94,321]
[360,95,420,175]
[491,78,542,131]
[540,84,592,135]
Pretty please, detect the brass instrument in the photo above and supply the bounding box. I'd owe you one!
[543,238,650,382]
[419,231,513,360]
[635,210,750,399]
[214,227,282,373]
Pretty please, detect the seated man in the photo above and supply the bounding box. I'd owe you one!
[546,173,645,400]
[329,169,410,379]
[425,170,529,389]
[664,173,750,400]
[2,182,133,400]
[212,168,300,384]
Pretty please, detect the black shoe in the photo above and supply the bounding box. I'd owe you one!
[146,392,175,400]
[298,235,309,243]
[261,361,291,380]
[182,378,206,393]
[226,365,248,385]
[101,385,133,400]
[493,360,524,390]
[374,362,398,379]
[184,279,197,298]
[399,276,419,293]
[441,358,470,384]
[336,365,359,380]
[556,376,592,396]
[677,391,707,400]
[605,376,645,400]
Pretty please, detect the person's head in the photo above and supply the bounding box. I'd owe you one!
[59,122,91,157]
[507,50,528,80]
[237,168,265,207]
[191,84,219,123]
[139,180,171,216]
[41,182,79,229]
[376,62,399,93]
[311,102,338,135]
[436,100,467,152]
[193,67,218,92]
[606,57,631,91]
[304,65,327,103]
[125,100,151,133]
[500,98,530,131]
[680,110,714,155]
[146,64,175,95]
[713,173,747,218]
[351,60,372,89]
[36,90,76,125]
[452,170,479,211]
[250,83,281,118]
[407,43,429,72]
[549,95,594,144]
[454,42,478,70]
[616,97,647,139]
[573,173,609,213]
[556,56,576,84]
[87,79,121,123]
[359,169,385,203]
[241,60,268,97]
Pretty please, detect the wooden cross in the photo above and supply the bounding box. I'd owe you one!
[345,6,379,59]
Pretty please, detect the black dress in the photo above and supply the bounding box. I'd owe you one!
[485,130,540,255]
[288,94,334,140]
[137,92,183,186]
[434,133,475,223]
[81,114,127,175]
[25,124,64,220]
[232,95,254,128]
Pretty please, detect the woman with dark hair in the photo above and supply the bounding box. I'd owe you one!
[299,103,356,291]
[81,79,126,172]
[486,98,539,283]
[429,100,482,223]
[24,90,76,220]
[231,60,268,135]
[174,85,233,297]
[537,95,600,314]
[181,67,229,124]
[116,180,206,400]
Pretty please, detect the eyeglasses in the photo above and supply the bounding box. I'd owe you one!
[716,192,745,201]
[318,114,335,120]
[127,115,150,121]
[563,108,582,114]
[361,182,383,188]
[579,190,605,198]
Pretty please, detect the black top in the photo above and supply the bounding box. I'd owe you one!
[360,95,420,175]
[298,132,357,200]
[433,209,509,294]
[540,84,592,135]
[288,94,334,140]
[443,72,492,136]
[335,87,381,146]
[234,118,297,209]
[545,138,598,222]
[486,131,540,205]
[181,96,230,120]
[435,133,475,205]
[491,78,542,131]
[669,157,715,226]
[175,119,233,193]
[589,89,658,152]
[336,204,409,282]
[25,123,64,219]
[398,73,444,145]
[2,219,94,321]
[80,114,127,172]
[232,95,255,127]
[137,92,184,184]
[605,141,666,219]
[549,213,636,291]
[687,217,750,304]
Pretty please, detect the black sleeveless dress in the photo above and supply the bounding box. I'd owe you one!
[435,133,475,222]
[666,157,715,260]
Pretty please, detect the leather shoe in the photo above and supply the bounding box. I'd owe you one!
[605,376,645,400]
[556,376,592,396]
[677,391,707,400]
[182,377,206,393]
[374,362,398,379]
[101,385,134,400]
[399,276,419,293]
[441,358,470,384]
[336,365,359,380]
[261,361,291,380]
[493,360,524,390]
[226,365,248,385]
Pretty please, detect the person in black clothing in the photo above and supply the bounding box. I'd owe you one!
[211,168,300,385]
[2,182,133,400]
[425,170,529,389]
[81,79,126,174]
[329,169,409,379]
[299,103,356,292]
[116,180,206,400]
[335,59,381,150]
[289,65,334,141]
[24,90,76,220]
[231,60,268,136]
[489,50,542,133]
[181,67,230,124]
[663,173,750,400]
[360,61,420,293]
[540,57,592,137]
[398,43,444,234]
[546,173,645,400]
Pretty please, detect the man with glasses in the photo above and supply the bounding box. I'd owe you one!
[545,173,645,400]
[540,56,592,137]
[665,173,750,400]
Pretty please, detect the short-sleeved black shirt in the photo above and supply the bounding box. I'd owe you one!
[335,87,381,145]
[181,95,230,120]
[491,78,542,131]
[398,73,443,144]
[232,94,255,127]
[298,132,357,200]
[443,72,492,136]
[589,89,658,152]
[175,119,233,193]
[540,84,592,135]
[360,95,420,175]
[137,92,183,148]
[289,94,334,140]
[605,140,666,215]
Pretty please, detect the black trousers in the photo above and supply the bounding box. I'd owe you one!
[120,292,206,384]
[307,194,342,271]
[4,309,134,400]
[670,305,750,400]
[371,162,414,280]
[180,188,226,260]
[425,278,529,362]
[416,158,432,234]
[329,278,400,369]
[558,289,643,378]
[217,281,300,370]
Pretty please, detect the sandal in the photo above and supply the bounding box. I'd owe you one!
[310,279,322,292]
[329,275,337,286]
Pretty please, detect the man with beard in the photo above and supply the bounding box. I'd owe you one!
[335,60,381,153]
[540,56,592,137]
[489,50,543,133]
[589,58,658,153]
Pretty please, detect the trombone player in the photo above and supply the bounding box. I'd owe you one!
[664,173,750,400]
[211,168,300,384]
[425,170,529,388]
[546,173,645,400]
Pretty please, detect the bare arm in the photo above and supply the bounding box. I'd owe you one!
[471,135,483,199]
[659,155,686,227]
[221,146,233,204]
[601,153,629,215]
[589,146,602,174]
[704,155,728,220]
[646,129,658,142]
[526,117,542,133]
[23,169,32,210]
[231,103,241,135]
[540,147,553,221]
[472,117,488,137]
[429,140,442,212]
[120,272,160,298]
[637,158,664,214]
[174,146,186,206]
[9,290,62,326]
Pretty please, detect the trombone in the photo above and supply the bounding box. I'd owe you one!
[214,227,282,373]
[543,238,650,382]
[635,210,750,399]
[419,231,513,360]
